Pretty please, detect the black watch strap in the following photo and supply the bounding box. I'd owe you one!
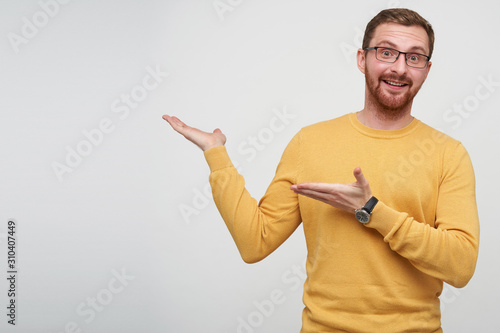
[363,196,378,213]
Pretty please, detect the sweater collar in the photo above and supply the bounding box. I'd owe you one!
[349,112,421,139]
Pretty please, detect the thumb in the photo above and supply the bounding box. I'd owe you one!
[213,128,222,134]
[353,167,368,186]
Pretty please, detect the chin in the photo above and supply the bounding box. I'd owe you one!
[370,91,414,119]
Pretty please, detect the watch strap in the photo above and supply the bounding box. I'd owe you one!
[363,196,378,214]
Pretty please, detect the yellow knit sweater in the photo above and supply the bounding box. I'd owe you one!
[203,112,479,332]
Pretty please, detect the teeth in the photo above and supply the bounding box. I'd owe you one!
[386,81,405,86]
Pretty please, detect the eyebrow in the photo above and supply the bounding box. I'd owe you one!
[377,40,428,55]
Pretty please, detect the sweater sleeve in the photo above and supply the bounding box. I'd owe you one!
[203,134,302,263]
[365,143,480,288]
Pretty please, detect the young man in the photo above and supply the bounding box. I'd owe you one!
[163,8,479,333]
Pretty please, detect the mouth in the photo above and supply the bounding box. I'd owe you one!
[383,80,408,89]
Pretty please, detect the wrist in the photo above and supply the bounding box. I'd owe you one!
[201,142,224,151]
[355,196,378,224]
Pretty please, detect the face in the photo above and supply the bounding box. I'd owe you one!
[357,23,432,118]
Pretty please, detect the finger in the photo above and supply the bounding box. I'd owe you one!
[163,115,190,135]
[295,183,343,196]
[163,115,177,123]
[353,167,368,186]
[292,188,331,201]
[162,115,176,126]
[170,116,186,128]
[170,116,186,127]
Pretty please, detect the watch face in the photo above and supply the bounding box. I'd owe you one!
[355,210,370,223]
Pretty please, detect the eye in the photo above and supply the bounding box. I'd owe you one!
[408,54,421,63]
[379,48,395,58]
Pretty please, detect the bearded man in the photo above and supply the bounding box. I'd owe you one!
[163,8,479,333]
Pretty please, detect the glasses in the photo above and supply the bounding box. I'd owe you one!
[364,46,430,69]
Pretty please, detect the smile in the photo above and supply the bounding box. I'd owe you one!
[384,80,408,87]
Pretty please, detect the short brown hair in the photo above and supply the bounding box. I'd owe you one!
[362,8,435,59]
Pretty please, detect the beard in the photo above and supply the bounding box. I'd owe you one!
[365,67,422,120]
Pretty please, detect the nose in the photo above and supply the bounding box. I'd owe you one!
[390,53,407,75]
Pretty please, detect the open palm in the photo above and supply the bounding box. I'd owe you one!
[163,115,226,151]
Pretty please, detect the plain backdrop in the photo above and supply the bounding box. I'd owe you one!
[0,0,499,332]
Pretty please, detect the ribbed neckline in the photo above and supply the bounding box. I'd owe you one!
[348,112,421,139]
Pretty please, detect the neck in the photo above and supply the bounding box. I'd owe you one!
[357,108,413,130]
[358,100,414,130]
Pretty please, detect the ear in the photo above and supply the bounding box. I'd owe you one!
[357,48,366,74]
[424,61,432,79]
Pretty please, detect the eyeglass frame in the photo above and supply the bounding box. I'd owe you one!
[364,46,431,69]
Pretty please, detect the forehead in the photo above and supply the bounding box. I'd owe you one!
[370,23,429,54]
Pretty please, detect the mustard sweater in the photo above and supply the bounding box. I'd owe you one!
[203,113,479,333]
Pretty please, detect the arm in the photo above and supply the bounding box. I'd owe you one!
[164,115,302,263]
[205,141,301,263]
[291,143,479,288]
[367,143,479,288]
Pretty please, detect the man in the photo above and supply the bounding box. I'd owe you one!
[163,8,479,333]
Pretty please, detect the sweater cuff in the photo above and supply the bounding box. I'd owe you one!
[364,201,405,238]
[203,146,234,172]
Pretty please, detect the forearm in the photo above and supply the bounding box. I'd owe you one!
[366,201,479,287]
[205,146,301,263]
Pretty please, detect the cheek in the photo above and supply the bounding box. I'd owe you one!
[367,62,394,81]
[410,72,428,88]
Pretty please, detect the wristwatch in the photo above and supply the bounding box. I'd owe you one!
[355,196,378,224]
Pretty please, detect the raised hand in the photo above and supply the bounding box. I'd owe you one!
[162,115,226,151]
[290,167,372,213]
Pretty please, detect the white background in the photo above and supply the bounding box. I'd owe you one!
[0,0,499,332]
